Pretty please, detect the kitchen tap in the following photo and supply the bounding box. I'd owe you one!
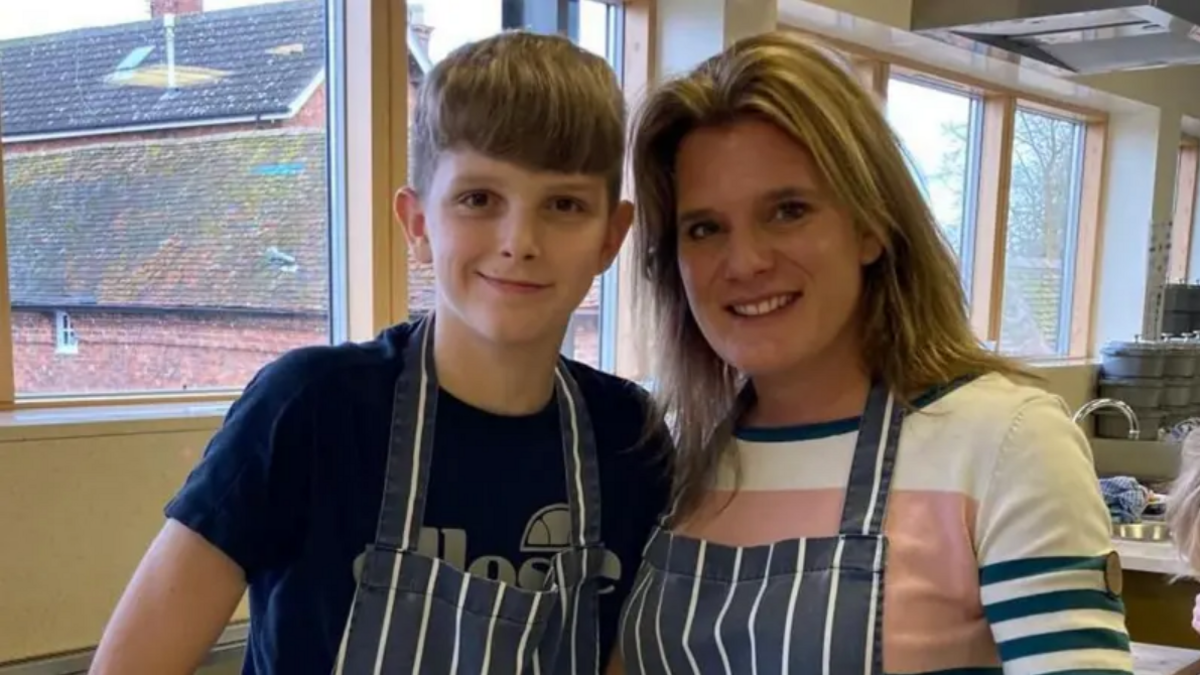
[1072,398,1141,440]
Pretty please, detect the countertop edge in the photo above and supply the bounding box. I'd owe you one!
[1114,538,1191,576]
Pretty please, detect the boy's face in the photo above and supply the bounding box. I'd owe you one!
[398,149,632,351]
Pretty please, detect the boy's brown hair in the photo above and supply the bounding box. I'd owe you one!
[409,31,626,205]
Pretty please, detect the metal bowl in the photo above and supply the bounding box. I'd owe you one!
[1112,521,1171,542]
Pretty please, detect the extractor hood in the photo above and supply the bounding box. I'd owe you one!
[910,0,1200,75]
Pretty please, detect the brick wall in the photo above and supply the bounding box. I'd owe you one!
[11,307,602,394]
[11,309,327,394]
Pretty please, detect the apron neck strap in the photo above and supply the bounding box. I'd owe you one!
[838,382,904,537]
[372,315,604,551]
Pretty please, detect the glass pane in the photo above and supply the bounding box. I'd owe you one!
[886,77,978,267]
[407,0,618,370]
[998,108,1085,357]
[0,0,335,396]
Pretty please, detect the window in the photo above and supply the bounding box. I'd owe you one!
[886,75,983,285]
[812,34,1109,359]
[0,0,340,396]
[1170,139,1199,282]
[53,311,78,356]
[997,107,1087,357]
[406,0,622,371]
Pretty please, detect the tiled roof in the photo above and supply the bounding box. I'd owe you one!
[0,1,327,137]
[5,129,328,313]
[5,129,598,316]
[0,0,594,316]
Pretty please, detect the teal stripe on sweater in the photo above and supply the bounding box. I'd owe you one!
[980,555,1108,586]
[984,588,1125,622]
[997,627,1129,661]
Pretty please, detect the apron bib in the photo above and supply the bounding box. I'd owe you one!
[334,316,608,674]
[619,383,903,674]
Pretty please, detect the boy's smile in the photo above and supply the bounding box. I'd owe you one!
[476,271,553,295]
[397,149,632,352]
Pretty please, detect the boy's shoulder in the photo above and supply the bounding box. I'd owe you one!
[562,358,651,416]
[561,358,666,457]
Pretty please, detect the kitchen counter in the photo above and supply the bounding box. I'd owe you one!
[1133,642,1200,674]
[1116,539,1189,577]
[1115,538,1200,649]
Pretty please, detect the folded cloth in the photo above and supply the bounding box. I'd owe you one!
[1100,476,1149,524]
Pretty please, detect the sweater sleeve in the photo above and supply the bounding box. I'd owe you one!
[975,393,1133,674]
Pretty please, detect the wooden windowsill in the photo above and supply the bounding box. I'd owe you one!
[0,398,227,443]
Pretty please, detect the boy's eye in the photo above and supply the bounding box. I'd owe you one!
[458,191,493,209]
[549,197,587,213]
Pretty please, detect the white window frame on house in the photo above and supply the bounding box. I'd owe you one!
[53,310,78,355]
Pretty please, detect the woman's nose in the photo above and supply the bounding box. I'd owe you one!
[724,227,773,279]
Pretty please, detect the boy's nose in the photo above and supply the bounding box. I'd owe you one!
[499,217,541,260]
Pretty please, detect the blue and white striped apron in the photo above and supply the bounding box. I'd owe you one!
[334,316,607,674]
[618,383,902,674]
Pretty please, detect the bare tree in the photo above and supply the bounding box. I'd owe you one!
[917,106,1083,355]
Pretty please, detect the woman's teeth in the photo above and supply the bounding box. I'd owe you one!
[730,294,797,317]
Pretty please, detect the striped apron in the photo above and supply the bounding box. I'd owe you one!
[334,316,607,674]
[618,383,902,674]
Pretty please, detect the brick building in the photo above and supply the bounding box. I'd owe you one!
[0,0,603,395]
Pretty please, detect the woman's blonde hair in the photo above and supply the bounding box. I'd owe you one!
[630,31,1028,516]
[1168,430,1200,575]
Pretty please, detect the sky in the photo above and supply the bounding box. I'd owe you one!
[0,0,293,39]
[0,0,609,51]
[886,78,972,234]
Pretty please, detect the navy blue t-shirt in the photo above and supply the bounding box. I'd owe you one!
[165,322,670,674]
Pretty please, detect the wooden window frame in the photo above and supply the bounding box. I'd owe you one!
[0,1,405,410]
[0,0,653,409]
[614,0,656,381]
[972,101,1106,357]
[0,119,13,409]
[1169,137,1199,282]
[794,28,1109,359]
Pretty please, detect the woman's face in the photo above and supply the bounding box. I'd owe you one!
[673,117,881,380]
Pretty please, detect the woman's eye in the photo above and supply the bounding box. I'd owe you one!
[685,221,719,240]
[775,200,809,221]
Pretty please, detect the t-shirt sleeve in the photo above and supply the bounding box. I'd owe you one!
[975,393,1132,674]
[164,352,317,577]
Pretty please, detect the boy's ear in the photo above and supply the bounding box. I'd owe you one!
[396,187,432,264]
[599,199,634,272]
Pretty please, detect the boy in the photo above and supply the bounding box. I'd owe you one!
[90,32,669,674]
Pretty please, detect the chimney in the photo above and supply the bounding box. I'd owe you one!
[150,0,203,18]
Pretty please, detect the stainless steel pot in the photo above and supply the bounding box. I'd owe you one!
[1097,377,1163,408]
[1164,310,1192,335]
[1164,378,1194,407]
[1096,407,1163,441]
[1189,282,1200,312]
[1162,335,1200,377]
[1100,337,1166,379]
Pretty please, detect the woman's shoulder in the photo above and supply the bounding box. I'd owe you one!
[898,373,1081,487]
[916,371,1070,434]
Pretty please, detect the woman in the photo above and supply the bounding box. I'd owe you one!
[614,32,1132,674]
